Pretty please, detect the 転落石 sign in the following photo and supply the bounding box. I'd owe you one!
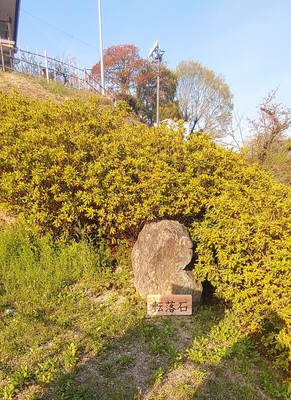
[147,294,192,316]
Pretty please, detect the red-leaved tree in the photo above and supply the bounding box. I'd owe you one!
[91,44,179,125]
[92,44,142,94]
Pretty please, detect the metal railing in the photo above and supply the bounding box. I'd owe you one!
[0,45,114,99]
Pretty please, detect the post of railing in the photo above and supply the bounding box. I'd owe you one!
[83,68,87,90]
[19,47,23,72]
[36,49,40,76]
[0,43,5,72]
[27,47,33,76]
[44,50,49,83]
[77,62,80,89]
[68,60,71,86]
[53,60,56,81]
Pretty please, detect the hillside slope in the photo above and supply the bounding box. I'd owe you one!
[0,71,110,103]
[0,71,290,400]
[0,72,115,231]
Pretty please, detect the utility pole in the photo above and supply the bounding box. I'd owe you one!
[156,60,161,126]
[98,0,105,95]
[149,42,165,126]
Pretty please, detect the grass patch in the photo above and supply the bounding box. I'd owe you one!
[36,77,90,100]
[0,224,289,399]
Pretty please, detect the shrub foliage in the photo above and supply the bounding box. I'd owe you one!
[0,90,290,371]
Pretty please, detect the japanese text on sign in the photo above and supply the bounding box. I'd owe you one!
[147,294,192,316]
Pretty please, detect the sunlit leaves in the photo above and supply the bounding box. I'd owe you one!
[191,168,291,370]
[0,89,290,370]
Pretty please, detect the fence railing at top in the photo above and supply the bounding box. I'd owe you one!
[0,45,114,100]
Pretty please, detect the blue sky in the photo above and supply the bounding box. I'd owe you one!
[18,0,291,140]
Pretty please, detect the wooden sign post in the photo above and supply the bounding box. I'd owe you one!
[147,294,192,316]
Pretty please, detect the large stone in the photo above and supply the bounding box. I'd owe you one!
[131,220,202,304]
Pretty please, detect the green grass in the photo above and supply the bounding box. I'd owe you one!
[0,224,289,399]
[36,75,112,103]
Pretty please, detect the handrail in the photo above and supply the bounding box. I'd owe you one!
[0,45,111,99]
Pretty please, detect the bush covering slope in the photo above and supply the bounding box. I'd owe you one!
[0,89,290,374]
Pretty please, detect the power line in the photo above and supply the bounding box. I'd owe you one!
[21,9,99,51]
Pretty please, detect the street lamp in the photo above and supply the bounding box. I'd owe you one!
[98,0,105,95]
[149,41,165,126]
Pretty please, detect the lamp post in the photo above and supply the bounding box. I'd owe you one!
[149,42,165,126]
[98,0,105,95]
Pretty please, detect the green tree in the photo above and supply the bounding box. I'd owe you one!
[136,59,179,125]
[91,44,178,125]
[176,61,233,138]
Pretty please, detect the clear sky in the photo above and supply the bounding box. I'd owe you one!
[17,0,291,140]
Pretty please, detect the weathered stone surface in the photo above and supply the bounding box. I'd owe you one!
[131,220,202,303]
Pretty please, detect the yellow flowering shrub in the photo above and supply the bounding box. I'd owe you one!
[0,90,290,370]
